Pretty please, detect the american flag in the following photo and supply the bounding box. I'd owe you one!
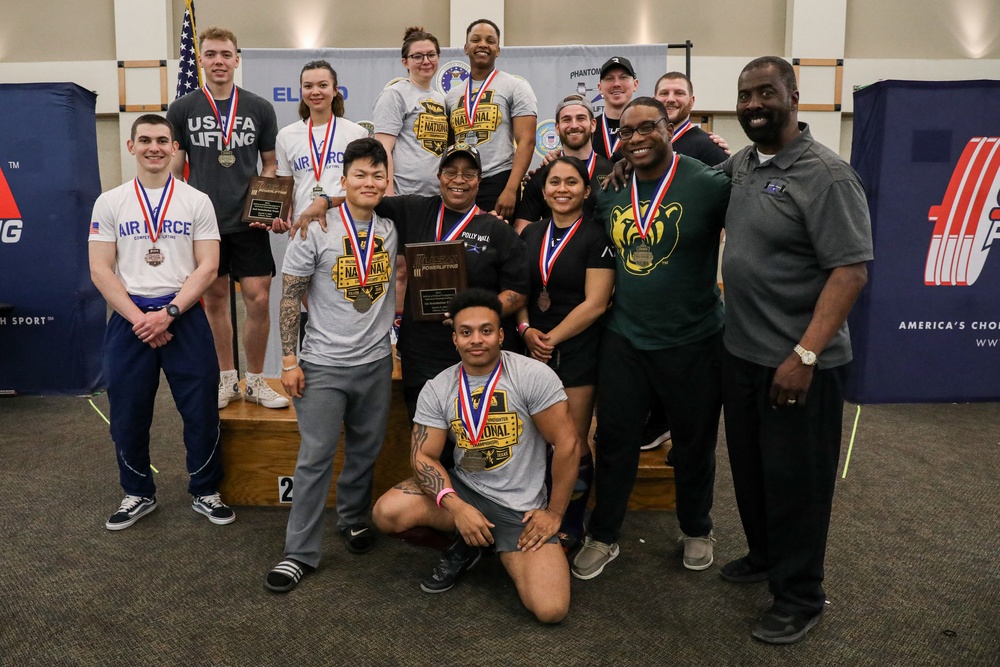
[175,0,202,99]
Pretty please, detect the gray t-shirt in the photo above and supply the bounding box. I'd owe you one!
[446,70,537,178]
[372,79,448,196]
[720,124,873,368]
[414,350,567,512]
[167,86,278,234]
[282,212,397,366]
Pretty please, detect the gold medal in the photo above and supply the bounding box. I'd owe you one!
[218,149,236,168]
[353,291,372,313]
[537,288,551,312]
[145,247,164,266]
[634,242,654,268]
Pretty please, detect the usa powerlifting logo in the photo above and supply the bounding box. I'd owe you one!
[925,136,1000,286]
[0,165,23,244]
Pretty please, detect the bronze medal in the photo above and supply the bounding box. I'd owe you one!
[144,247,164,267]
[460,450,487,472]
[353,291,373,313]
[537,288,551,312]
[218,149,236,168]
[634,242,654,268]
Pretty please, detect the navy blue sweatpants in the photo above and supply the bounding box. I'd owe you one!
[104,301,221,497]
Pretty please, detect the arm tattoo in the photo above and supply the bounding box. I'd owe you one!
[499,290,524,317]
[409,424,444,496]
[280,274,311,357]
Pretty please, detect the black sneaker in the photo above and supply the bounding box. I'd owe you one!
[720,556,769,583]
[420,539,482,593]
[340,523,376,554]
[106,495,157,531]
[192,493,236,525]
[752,606,823,644]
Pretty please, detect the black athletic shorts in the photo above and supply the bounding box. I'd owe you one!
[219,228,275,279]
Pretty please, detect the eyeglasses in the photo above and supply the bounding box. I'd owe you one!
[617,118,668,140]
[405,52,440,63]
[440,168,479,180]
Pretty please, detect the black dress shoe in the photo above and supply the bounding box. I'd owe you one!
[719,556,769,583]
[752,607,823,644]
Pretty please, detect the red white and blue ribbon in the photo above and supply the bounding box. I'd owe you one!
[133,174,175,243]
[308,116,337,185]
[338,203,376,287]
[600,114,620,158]
[463,69,499,129]
[630,153,679,241]
[435,203,479,242]
[458,359,504,446]
[671,119,692,143]
[539,216,583,287]
[584,151,596,179]
[202,86,239,150]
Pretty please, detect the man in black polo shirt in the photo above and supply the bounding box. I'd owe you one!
[592,57,639,162]
[654,72,729,167]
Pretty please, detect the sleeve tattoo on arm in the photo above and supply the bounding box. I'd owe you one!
[280,274,311,357]
[409,423,445,496]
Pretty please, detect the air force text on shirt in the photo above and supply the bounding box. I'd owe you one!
[118,217,196,239]
[184,115,261,150]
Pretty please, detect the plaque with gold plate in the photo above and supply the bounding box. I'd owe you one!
[242,176,294,226]
[405,240,468,321]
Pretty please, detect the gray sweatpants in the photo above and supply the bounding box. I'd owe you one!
[284,355,393,567]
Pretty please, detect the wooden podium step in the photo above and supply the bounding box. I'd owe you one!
[219,374,676,511]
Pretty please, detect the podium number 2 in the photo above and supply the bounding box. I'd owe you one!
[278,476,294,503]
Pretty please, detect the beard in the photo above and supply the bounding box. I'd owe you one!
[739,107,791,146]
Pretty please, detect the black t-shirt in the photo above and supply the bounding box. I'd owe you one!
[519,216,614,339]
[515,152,614,225]
[673,125,728,167]
[375,194,529,369]
[592,114,623,162]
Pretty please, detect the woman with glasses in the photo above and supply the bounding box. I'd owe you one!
[516,156,615,548]
[373,27,448,197]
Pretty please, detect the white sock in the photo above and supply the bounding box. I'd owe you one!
[221,369,238,383]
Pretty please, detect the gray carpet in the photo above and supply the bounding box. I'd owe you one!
[1,389,997,666]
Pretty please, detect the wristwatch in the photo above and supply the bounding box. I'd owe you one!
[166,304,181,319]
[794,344,817,366]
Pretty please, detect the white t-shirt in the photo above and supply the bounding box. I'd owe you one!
[281,210,398,366]
[89,178,219,296]
[275,116,370,218]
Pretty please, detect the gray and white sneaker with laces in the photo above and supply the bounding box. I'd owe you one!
[192,493,236,525]
[244,372,290,409]
[218,371,241,409]
[106,495,157,531]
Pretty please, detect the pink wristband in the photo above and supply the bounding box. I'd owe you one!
[436,487,456,508]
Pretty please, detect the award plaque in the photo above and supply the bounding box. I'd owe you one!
[405,240,468,321]
[242,176,294,226]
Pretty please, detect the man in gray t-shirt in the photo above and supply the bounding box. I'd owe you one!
[372,288,580,624]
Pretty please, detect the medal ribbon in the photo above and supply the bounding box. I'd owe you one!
[308,116,337,185]
[671,119,692,143]
[458,358,504,446]
[585,152,596,180]
[600,114,620,158]
[133,175,175,244]
[463,69,499,130]
[630,153,679,241]
[435,203,480,242]
[539,216,583,287]
[202,86,239,150]
[338,203,377,288]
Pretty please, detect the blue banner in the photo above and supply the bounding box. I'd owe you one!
[0,83,105,395]
[848,80,1000,403]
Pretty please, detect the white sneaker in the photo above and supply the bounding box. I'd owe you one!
[218,371,241,409]
[680,531,716,571]
[244,373,290,409]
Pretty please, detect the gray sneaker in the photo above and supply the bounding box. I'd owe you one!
[571,537,620,580]
[680,531,715,570]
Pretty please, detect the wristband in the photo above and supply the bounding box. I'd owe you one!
[318,194,334,210]
[516,322,530,336]
[436,487,456,508]
[281,362,299,372]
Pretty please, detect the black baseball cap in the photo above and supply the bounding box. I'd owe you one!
[600,56,637,79]
[439,142,482,171]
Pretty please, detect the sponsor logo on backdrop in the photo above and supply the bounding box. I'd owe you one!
[437,62,470,95]
[0,165,23,244]
[925,136,1000,286]
[534,120,560,158]
[569,66,605,116]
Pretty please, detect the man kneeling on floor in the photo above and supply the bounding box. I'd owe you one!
[373,288,580,624]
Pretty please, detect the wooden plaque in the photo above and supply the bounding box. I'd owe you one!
[405,240,468,321]
[242,176,294,225]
